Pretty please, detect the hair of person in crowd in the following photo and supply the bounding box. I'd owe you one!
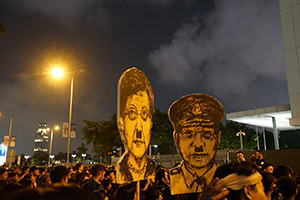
[91,164,106,177]
[73,163,83,172]
[277,176,298,199]
[0,181,22,200]
[261,163,274,174]
[74,172,89,186]
[113,182,136,200]
[144,186,162,200]
[0,167,9,181]
[29,166,38,174]
[37,173,51,186]
[260,171,275,199]
[213,161,266,200]
[101,178,112,191]
[93,189,108,200]
[273,165,295,180]
[7,172,19,183]
[6,183,99,200]
[161,187,177,200]
[50,166,69,184]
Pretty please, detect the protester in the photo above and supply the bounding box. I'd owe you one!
[262,163,274,174]
[82,164,106,192]
[213,161,267,200]
[28,166,40,187]
[277,176,298,200]
[236,151,246,163]
[50,165,69,184]
[260,171,275,200]
[256,150,265,169]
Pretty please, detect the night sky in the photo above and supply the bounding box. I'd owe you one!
[0,0,289,156]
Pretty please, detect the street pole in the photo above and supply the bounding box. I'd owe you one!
[236,130,246,150]
[48,128,54,166]
[67,77,74,166]
[148,145,157,159]
[82,154,86,165]
[239,134,243,149]
[7,115,13,167]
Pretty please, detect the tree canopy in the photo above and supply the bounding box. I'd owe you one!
[81,113,122,163]
[219,121,258,150]
[151,108,176,155]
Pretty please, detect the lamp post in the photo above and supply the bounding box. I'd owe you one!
[236,130,246,149]
[149,144,157,158]
[67,77,74,166]
[71,154,76,164]
[48,126,59,166]
[50,155,55,165]
[82,154,86,165]
[51,69,74,166]
[24,155,30,166]
[0,113,13,167]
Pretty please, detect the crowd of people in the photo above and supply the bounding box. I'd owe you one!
[0,150,299,200]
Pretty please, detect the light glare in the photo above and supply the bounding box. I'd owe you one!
[52,68,63,78]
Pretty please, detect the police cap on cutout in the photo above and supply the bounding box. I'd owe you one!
[168,93,225,128]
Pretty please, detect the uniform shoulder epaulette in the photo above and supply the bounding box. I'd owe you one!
[170,167,181,175]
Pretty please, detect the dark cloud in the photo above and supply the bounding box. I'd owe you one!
[148,0,286,97]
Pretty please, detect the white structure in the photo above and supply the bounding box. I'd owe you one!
[227,1,300,150]
[279,0,300,125]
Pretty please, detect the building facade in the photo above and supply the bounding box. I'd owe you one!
[34,123,49,152]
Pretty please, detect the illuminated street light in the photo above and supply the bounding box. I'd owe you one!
[0,113,13,167]
[71,154,76,164]
[52,68,63,78]
[51,68,74,166]
[24,155,30,160]
[82,154,86,165]
[48,126,59,166]
[149,144,158,158]
[236,130,246,149]
[50,155,55,165]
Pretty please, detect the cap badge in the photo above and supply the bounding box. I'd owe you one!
[191,102,202,115]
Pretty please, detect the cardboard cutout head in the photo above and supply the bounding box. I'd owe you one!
[116,67,155,184]
[168,93,224,194]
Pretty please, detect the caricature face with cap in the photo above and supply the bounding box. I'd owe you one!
[176,120,220,168]
[169,94,224,169]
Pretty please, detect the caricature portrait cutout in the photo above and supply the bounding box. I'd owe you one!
[168,93,225,195]
[116,67,156,184]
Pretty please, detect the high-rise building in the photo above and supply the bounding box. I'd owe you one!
[34,123,50,152]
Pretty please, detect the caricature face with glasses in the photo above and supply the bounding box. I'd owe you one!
[120,90,152,159]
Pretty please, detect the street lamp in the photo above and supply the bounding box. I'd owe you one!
[82,154,86,165]
[149,144,157,158]
[51,68,74,166]
[67,77,74,166]
[50,155,55,165]
[48,126,59,166]
[236,130,246,149]
[71,154,76,164]
[0,113,13,167]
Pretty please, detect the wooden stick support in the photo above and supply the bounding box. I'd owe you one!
[136,180,140,200]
